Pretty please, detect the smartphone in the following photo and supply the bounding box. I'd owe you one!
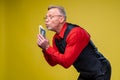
[39,25,46,37]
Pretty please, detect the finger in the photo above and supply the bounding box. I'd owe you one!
[38,34,44,39]
[37,41,42,48]
[38,38,43,44]
[37,34,43,41]
[37,39,42,46]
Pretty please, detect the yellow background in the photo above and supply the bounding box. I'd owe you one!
[0,0,120,80]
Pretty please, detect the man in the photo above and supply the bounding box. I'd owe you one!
[37,5,111,80]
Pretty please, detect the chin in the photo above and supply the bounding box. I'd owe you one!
[47,27,53,30]
[47,27,56,32]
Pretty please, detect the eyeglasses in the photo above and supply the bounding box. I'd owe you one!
[44,15,62,20]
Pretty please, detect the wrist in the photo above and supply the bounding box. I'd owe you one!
[45,45,50,50]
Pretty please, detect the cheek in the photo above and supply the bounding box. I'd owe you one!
[50,20,59,27]
[46,20,60,30]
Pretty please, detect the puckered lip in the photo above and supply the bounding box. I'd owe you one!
[45,24,48,26]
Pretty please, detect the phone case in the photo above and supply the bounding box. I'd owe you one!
[39,25,46,37]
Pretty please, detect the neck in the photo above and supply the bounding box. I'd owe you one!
[56,22,66,34]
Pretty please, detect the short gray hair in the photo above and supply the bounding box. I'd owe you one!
[48,5,66,21]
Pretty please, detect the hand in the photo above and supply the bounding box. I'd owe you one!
[37,34,50,50]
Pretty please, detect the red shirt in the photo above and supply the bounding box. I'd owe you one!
[43,22,90,68]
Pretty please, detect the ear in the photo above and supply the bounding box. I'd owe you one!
[59,16,65,23]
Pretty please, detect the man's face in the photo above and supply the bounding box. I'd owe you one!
[45,8,63,31]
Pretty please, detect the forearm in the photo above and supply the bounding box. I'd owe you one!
[42,50,57,66]
[44,46,74,68]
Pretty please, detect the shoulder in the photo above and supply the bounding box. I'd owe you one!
[70,25,88,34]
[66,25,90,40]
[67,23,87,33]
